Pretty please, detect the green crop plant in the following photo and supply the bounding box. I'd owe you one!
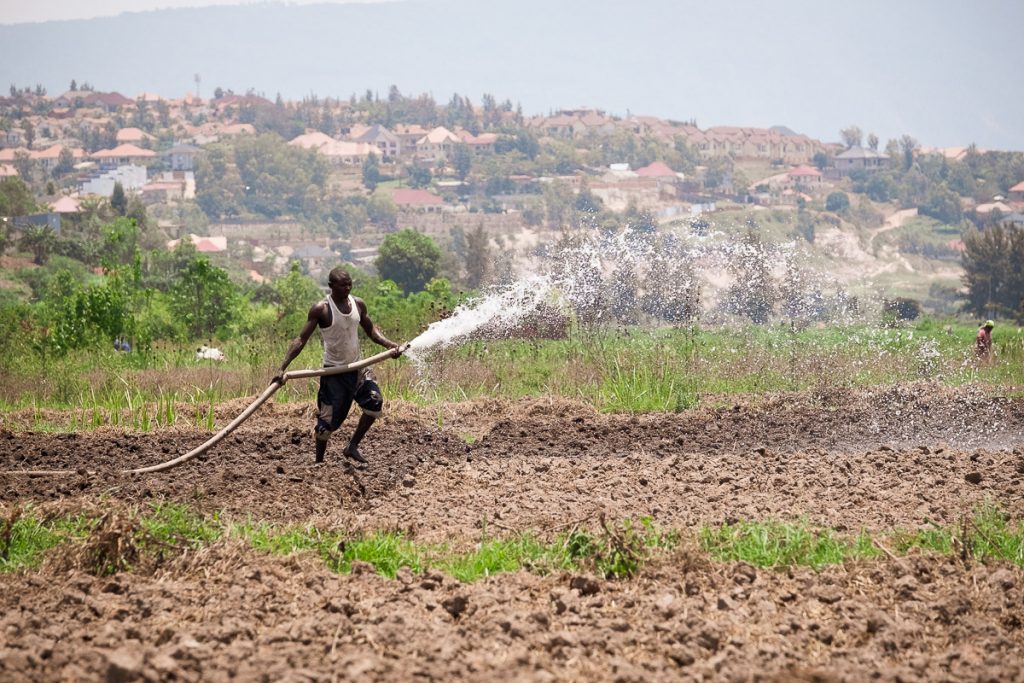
[331,532,425,577]
[0,507,95,572]
[436,535,576,582]
[699,520,879,569]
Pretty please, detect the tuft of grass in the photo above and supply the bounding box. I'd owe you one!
[0,508,93,572]
[139,503,222,555]
[232,520,329,555]
[700,520,879,569]
[437,535,573,582]
[333,532,424,577]
[969,504,1024,564]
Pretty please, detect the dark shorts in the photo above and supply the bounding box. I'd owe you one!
[315,368,384,434]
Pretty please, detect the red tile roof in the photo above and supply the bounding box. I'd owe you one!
[635,161,677,177]
[91,143,156,159]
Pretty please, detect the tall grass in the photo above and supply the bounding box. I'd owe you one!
[1,320,1021,423]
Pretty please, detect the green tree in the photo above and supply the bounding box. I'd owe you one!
[623,199,657,233]
[12,151,33,183]
[463,223,491,289]
[882,297,921,322]
[703,156,733,189]
[726,227,775,324]
[899,135,918,171]
[961,224,1024,321]
[110,182,128,216]
[195,134,328,219]
[272,260,323,332]
[0,177,38,216]
[542,180,575,229]
[920,185,962,224]
[641,236,700,323]
[840,125,863,149]
[408,165,432,189]
[452,143,472,182]
[825,192,850,212]
[194,144,244,218]
[170,255,240,338]
[367,192,398,230]
[53,147,76,177]
[19,224,56,265]
[99,217,140,272]
[362,154,381,191]
[375,229,442,293]
[575,177,603,216]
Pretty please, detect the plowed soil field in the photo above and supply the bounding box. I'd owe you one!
[2,383,1023,682]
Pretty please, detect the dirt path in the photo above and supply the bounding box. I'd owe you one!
[1,384,1023,681]
[867,208,919,274]
[868,208,918,251]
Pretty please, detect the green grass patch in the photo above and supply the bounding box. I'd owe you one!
[334,532,425,577]
[140,503,223,552]
[700,520,879,568]
[3,504,1022,578]
[701,507,1024,569]
[0,508,93,572]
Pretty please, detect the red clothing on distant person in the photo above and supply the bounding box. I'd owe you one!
[975,326,992,359]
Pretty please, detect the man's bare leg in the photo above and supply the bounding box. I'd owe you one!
[343,414,375,464]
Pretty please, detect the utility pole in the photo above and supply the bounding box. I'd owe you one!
[194,73,201,100]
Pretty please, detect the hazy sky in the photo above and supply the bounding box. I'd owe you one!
[1,0,1021,150]
[0,0,392,24]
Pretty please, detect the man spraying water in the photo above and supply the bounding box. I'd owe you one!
[275,268,403,466]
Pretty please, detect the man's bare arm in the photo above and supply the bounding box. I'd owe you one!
[274,304,325,381]
[356,298,399,350]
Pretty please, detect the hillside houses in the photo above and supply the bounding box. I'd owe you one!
[91,143,156,167]
[522,110,824,164]
[287,124,496,164]
[682,126,822,164]
[2,82,966,257]
[834,146,889,174]
[355,125,402,159]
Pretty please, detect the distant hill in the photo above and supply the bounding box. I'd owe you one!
[0,0,660,113]
[3,0,1020,151]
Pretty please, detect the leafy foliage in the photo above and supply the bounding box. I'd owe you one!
[825,191,849,212]
[195,134,328,219]
[0,177,38,216]
[375,229,442,293]
[961,223,1024,321]
[169,256,240,339]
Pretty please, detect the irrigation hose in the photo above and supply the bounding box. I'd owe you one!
[4,344,409,477]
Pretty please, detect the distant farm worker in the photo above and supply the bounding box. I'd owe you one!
[275,267,402,465]
[975,320,995,363]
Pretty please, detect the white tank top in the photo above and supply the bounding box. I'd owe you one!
[321,295,361,367]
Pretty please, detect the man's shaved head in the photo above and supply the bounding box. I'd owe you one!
[328,267,352,286]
